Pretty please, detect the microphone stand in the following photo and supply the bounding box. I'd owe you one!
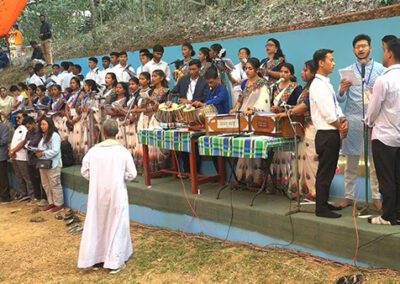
[357,68,371,216]
[284,103,314,216]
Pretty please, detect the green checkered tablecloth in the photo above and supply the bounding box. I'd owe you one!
[138,129,204,153]
[198,135,295,159]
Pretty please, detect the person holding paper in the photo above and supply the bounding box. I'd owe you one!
[336,34,385,210]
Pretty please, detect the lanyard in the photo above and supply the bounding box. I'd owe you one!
[355,60,374,86]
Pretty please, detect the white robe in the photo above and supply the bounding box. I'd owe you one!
[78,139,137,269]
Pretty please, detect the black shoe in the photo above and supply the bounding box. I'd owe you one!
[327,204,342,211]
[316,210,342,218]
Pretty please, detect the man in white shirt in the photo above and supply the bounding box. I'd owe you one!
[109,51,120,68]
[28,63,46,86]
[99,56,112,85]
[59,61,73,91]
[85,57,101,85]
[136,49,152,76]
[48,64,61,85]
[143,44,171,83]
[365,38,400,225]
[9,112,35,201]
[310,49,348,218]
[111,51,135,83]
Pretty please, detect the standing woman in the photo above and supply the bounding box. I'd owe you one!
[260,38,285,85]
[103,72,118,104]
[230,58,270,186]
[133,72,153,173]
[269,62,302,193]
[36,116,63,213]
[122,77,141,154]
[276,60,318,201]
[148,70,170,171]
[174,42,195,82]
[198,47,212,76]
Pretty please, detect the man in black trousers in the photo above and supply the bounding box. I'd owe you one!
[366,38,400,225]
[310,49,348,218]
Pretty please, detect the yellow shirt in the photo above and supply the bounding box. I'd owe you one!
[10,30,23,45]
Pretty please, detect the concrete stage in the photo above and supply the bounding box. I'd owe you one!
[61,166,400,271]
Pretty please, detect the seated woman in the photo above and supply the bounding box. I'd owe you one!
[192,67,229,115]
[276,60,317,201]
[229,57,270,186]
[268,62,303,194]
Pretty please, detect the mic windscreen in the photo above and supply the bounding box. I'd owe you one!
[360,60,367,78]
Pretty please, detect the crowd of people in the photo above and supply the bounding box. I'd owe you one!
[0,33,399,225]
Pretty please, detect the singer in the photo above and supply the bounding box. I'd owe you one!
[336,34,385,210]
[143,44,172,83]
[310,49,348,219]
[365,38,400,225]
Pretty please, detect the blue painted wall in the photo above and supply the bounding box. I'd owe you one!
[57,16,400,89]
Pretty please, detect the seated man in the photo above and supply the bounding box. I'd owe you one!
[30,41,45,64]
[0,50,10,69]
[192,67,229,114]
[171,59,208,104]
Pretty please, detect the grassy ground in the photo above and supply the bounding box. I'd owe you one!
[0,202,399,284]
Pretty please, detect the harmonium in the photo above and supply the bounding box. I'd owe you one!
[205,112,305,137]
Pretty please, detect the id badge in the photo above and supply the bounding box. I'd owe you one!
[70,108,77,117]
[364,88,372,105]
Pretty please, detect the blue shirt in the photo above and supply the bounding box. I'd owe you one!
[204,84,229,114]
[38,132,62,169]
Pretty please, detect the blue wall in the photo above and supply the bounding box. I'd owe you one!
[58,16,400,88]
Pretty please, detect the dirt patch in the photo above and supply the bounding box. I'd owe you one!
[0,202,399,283]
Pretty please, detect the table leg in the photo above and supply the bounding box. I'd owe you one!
[189,138,198,194]
[142,144,151,187]
[171,150,178,179]
[218,156,225,186]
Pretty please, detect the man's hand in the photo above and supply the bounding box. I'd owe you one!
[179,98,189,104]
[339,79,352,96]
[192,101,204,108]
[339,118,349,139]
[271,106,281,113]
[275,112,288,119]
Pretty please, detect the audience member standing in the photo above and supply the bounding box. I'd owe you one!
[39,14,53,65]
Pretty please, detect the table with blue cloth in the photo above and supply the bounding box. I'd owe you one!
[198,134,295,205]
[138,129,225,194]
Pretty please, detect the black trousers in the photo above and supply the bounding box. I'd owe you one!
[372,139,400,224]
[315,130,340,212]
[28,164,47,200]
[0,160,10,201]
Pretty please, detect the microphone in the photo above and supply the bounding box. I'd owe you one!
[270,78,284,88]
[360,60,367,79]
[169,59,181,65]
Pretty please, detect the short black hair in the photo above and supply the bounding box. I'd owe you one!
[139,49,150,54]
[239,47,251,56]
[102,56,110,61]
[386,38,400,62]
[313,49,334,68]
[34,63,44,73]
[204,67,219,80]
[188,59,201,68]
[10,85,20,92]
[88,57,98,64]
[352,34,371,47]
[153,44,164,53]
[52,64,60,68]
[74,64,82,73]
[77,74,84,81]
[382,35,397,43]
[129,76,139,85]
[24,116,35,125]
[28,84,37,91]
[30,40,38,46]
[60,61,70,70]
[110,51,120,57]
[119,51,128,57]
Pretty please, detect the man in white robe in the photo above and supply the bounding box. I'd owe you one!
[78,119,137,273]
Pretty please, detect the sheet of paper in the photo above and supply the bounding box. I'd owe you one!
[338,68,359,85]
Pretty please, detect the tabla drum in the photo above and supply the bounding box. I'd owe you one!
[196,104,218,125]
[155,103,178,123]
[182,105,197,124]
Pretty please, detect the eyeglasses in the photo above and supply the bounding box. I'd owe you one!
[265,43,275,47]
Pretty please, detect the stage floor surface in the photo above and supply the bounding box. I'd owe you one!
[62,166,400,270]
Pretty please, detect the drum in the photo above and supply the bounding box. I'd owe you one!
[155,103,183,124]
[182,105,197,124]
[196,104,218,125]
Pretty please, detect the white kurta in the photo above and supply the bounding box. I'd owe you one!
[78,139,137,269]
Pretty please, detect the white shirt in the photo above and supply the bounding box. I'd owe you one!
[85,67,101,85]
[0,95,13,116]
[310,74,344,130]
[28,74,46,86]
[111,64,135,83]
[59,71,74,91]
[231,62,247,82]
[366,64,400,147]
[136,65,145,76]
[10,125,28,161]
[49,73,61,85]
[99,67,112,85]
[186,77,198,102]
[143,59,171,82]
